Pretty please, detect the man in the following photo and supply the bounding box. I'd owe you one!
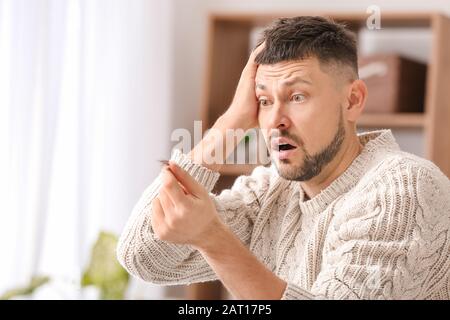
[117,16,450,299]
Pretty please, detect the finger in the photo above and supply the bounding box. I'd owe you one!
[248,41,265,66]
[167,162,203,198]
[245,41,266,75]
[158,188,175,212]
[162,167,188,203]
[151,198,167,238]
[251,41,266,58]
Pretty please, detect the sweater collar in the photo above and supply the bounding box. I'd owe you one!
[297,129,400,215]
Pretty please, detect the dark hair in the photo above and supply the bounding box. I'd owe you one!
[255,16,358,80]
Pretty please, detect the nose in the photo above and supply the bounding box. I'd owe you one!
[265,102,291,132]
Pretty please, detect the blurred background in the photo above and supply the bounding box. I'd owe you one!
[0,0,449,300]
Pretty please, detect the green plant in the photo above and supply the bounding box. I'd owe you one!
[81,231,129,299]
[0,276,50,300]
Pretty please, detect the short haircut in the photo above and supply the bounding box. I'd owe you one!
[255,16,359,81]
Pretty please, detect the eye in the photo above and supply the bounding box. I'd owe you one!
[292,94,306,103]
[258,98,271,107]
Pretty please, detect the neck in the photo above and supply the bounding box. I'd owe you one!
[300,132,363,200]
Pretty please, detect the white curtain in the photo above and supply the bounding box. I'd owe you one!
[0,0,173,298]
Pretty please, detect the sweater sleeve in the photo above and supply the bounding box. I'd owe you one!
[116,149,272,285]
[282,165,450,300]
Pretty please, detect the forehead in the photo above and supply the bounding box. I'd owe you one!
[255,57,323,85]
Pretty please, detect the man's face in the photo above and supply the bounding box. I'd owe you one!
[256,57,348,181]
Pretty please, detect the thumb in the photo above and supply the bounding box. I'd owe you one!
[167,162,204,198]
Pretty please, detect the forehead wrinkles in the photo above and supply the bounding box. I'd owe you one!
[258,64,308,80]
[256,61,315,88]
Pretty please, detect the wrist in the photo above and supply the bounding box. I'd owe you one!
[191,218,230,254]
[188,112,252,170]
[220,109,256,132]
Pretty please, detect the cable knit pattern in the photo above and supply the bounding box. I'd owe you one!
[117,130,450,299]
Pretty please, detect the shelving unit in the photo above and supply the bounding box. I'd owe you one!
[187,11,450,300]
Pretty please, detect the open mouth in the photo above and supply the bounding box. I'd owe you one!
[270,138,298,160]
[277,143,296,151]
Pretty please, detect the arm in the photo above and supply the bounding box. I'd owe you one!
[187,43,264,172]
[116,152,272,285]
[146,159,284,297]
[117,43,266,285]
[116,150,220,284]
[194,220,288,300]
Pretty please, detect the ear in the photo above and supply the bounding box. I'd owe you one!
[344,79,367,123]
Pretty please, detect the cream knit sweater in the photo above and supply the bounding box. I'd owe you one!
[117,130,450,299]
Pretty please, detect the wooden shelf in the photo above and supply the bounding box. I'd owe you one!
[211,12,435,28]
[357,113,426,128]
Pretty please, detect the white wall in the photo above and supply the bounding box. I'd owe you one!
[171,0,208,143]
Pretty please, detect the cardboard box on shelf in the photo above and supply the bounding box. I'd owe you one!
[358,54,427,113]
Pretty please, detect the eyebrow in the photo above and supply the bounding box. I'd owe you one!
[255,77,312,91]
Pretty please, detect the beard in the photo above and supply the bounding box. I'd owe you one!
[273,110,345,182]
